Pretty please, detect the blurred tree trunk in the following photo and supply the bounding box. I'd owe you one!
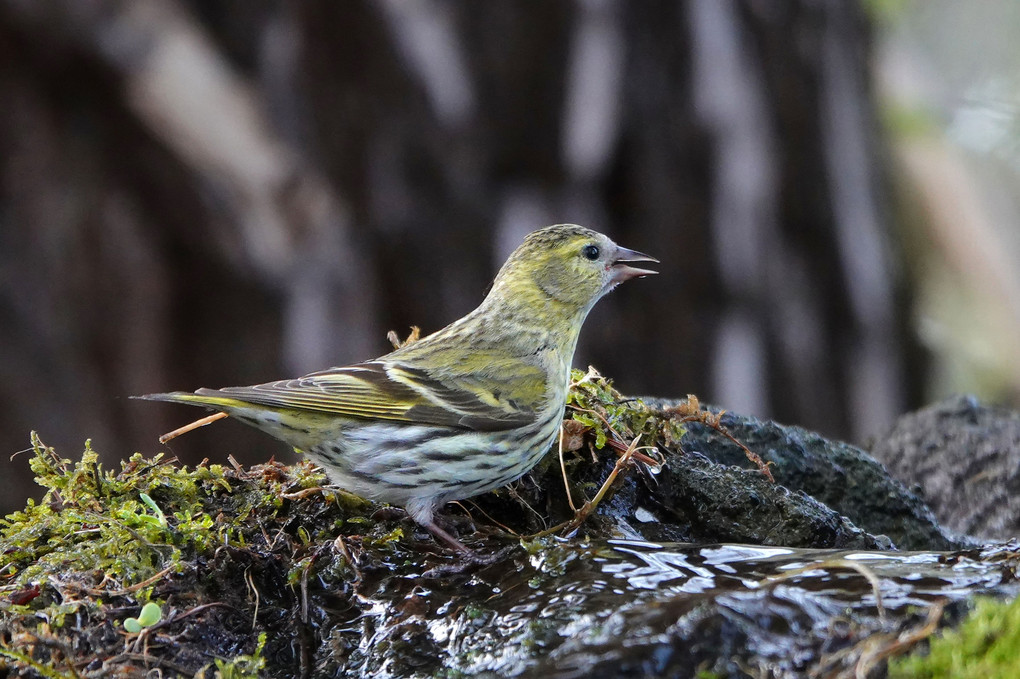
[0,0,917,514]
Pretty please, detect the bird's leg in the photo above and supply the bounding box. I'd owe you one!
[372,505,474,554]
[404,498,475,555]
[432,506,479,534]
[421,519,472,555]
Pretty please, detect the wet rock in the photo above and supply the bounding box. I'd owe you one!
[690,411,966,550]
[869,395,1020,542]
[634,448,887,550]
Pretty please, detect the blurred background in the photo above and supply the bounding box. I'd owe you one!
[1,0,1018,515]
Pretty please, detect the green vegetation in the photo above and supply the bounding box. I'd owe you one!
[123,601,163,633]
[0,433,366,677]
[565,367,678,450]
[890,595,1020,679]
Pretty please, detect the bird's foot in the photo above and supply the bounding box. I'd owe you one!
[373,505,509,557]
[420,544,518,578]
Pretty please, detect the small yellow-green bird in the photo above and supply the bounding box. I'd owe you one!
[140,224,657,551]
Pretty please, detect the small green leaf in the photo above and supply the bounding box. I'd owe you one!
[137,601,162,627]
[125,602,162,633]
[139,493,168,527]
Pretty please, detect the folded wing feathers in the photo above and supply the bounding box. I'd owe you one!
[199,361,537,431]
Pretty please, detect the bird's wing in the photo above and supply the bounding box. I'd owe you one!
[191,361,541,431]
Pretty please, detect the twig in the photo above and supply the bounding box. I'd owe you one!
[159,412,227,444]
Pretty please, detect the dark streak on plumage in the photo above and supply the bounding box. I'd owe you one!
[348,468,417,490]
[422,450,467,463]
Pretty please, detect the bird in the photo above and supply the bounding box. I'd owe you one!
[139,224,657,552]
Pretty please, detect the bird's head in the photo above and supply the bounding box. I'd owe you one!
[491,224,658,314]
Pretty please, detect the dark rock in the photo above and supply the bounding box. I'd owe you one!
[869,395,1020,541]
[638,399,965,551]
[637,450,886,550]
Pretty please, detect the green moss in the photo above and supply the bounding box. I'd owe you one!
[0,433,371,677]
[1,434,284,589]
[889,595,1020,679]
[565,366,678,454]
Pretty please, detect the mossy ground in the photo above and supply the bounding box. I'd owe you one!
[0,434,379,677]
[889,594,1020,679]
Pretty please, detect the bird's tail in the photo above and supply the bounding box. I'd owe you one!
[134,391,248,443]
[134,390,248,411]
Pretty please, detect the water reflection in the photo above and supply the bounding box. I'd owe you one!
[597,539,1016,612]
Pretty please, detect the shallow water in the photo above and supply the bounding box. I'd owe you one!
[339,539,1020,678]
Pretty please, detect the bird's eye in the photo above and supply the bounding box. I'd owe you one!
[582,244,600,261]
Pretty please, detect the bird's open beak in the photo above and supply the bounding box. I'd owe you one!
[610,246,659,283]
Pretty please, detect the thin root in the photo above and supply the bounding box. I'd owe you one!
[458,500,522,538]
[531,434,643,540]
[664,395,774,482]
[765,558,886,622]
[558,425,578,512]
